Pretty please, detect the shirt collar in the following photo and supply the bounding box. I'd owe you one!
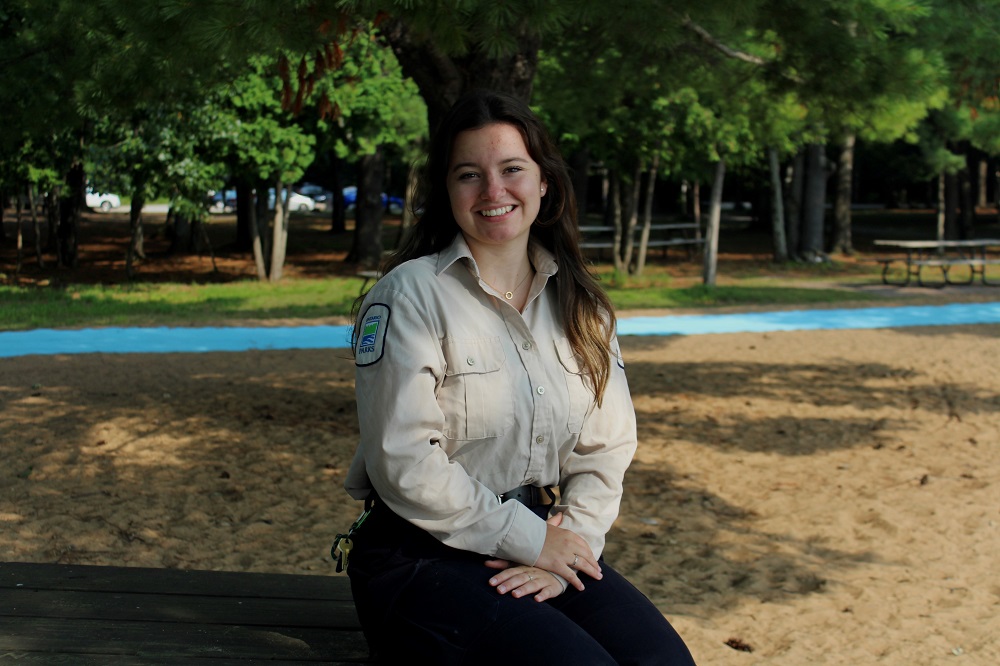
[435,233,559,278]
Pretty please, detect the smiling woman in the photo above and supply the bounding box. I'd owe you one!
[444,123,547,309]
[342,90,696,665]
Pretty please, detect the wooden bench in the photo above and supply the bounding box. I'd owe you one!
[873,239,1000,287]
[0,561,372,663]
[579,222,704,258]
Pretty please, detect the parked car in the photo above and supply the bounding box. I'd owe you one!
[86,189,121,212]
[342,186,405,215]
[267,189,316,212]
[295,183,333,209]
[207,189,237,214]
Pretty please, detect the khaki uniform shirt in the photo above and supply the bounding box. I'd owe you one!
[345,234,637,567]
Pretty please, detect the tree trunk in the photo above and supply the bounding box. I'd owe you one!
[170,213,192,254]
[767,148,788,262]
[126,194,146,280]
[936,172,946,242]
[960,149,975,239]
[977,158,989,209]
[801,143,827,261]
[608,171,624,274]
[349,149,385,267]
[380,18,539,133]
[249,193,268,281]
[45,189,59,255]
[785,150,804,259]
[235,181,254,251]
[57,163,85,267]
[398,159,420,248]
[28,185,45,268]
[0,188,6,244]
[832,132,855,255]
[634,157,658,277]
[329,155,347,235]
[15,189,24,274]
[569,148,590,223]
[703,159,726,286]
[945,172,959,240]
[269,183,289,282]
[620,163,641,272]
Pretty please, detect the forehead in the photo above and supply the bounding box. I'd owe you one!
[449,122,530,163]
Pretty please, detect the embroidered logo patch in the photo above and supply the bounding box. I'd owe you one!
[360,318,380,347]
[355,303,391,366]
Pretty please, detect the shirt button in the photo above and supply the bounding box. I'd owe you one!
[536,386,545,395]
[467,357,475,366]
[535,435,544,444]
[522,341,532,350]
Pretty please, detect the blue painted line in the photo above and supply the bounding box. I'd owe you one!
[617,302,1000,336]
[1,303,998,358]
[0,325,354,358]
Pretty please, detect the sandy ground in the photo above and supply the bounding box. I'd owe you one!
[2,322,999,664]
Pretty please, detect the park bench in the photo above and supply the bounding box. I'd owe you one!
[579,222,704,259]
[873,239,1000,287]
[0,561,373,663]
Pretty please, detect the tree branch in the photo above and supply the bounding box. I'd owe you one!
[681,16,767,66]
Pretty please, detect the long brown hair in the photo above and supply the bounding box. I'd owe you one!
[354,90,617,403]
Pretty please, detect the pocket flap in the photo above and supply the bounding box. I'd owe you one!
[554,337,583,375]
[443,337,506,376]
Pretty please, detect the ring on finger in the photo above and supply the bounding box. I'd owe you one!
[528,574,534,581]
[572,554,579,567]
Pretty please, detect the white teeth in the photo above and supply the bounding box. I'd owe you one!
[480,205,514,217]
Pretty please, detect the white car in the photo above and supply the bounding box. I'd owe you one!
[86,190,121,212]
[268,189,316,212]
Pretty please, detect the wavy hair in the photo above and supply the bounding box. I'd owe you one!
[354,90,617,403]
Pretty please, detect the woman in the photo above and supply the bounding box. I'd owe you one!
[342,90,695,665]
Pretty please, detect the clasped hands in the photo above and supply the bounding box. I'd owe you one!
[484,512,602,602]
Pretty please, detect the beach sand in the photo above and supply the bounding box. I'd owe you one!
[2,324,999,664]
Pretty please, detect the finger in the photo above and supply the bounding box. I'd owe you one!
[483,558,511,570]
[574,553,603,581]
[488,567,528,588]
[546,512,564,526]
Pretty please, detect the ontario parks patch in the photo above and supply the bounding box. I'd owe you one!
[355,303,391,366]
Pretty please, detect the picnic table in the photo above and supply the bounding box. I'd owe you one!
[0,561,372,664]
[873,239,1000,287]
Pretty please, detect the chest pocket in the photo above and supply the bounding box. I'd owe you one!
[439,337,513,440]
[554,338,593,435]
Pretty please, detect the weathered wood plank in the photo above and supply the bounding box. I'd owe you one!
[0,563,372,663]
[0,562,353,601]
[3,589,360,628]
[0,617,371,661]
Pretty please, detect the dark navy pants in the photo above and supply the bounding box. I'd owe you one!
[346,501,696,665]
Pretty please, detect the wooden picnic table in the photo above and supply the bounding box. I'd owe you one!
[872,239,1000,287]
[0,561,372,664]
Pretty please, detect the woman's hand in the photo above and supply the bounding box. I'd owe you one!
[483,512,601,601]
[487,564,566,602]
[533,512,602,592]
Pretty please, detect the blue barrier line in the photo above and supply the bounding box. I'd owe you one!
[2,303,999,358]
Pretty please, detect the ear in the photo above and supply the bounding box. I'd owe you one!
[540,179,548,196]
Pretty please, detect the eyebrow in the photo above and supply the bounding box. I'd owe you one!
[450,157,530,173]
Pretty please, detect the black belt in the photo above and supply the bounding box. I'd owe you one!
[499,485,556,508]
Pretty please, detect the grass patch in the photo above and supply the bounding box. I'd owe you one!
[1,273,881,332]
[606,284,876,310]
[0,279,367,331]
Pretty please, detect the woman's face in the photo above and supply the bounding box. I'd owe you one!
[446,122,547,254]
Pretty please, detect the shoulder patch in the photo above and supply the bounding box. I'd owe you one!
[355,303,391,367]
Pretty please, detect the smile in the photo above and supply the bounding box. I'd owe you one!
[480,205,514,217]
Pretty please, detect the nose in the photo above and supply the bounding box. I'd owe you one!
[480,173,505,201]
